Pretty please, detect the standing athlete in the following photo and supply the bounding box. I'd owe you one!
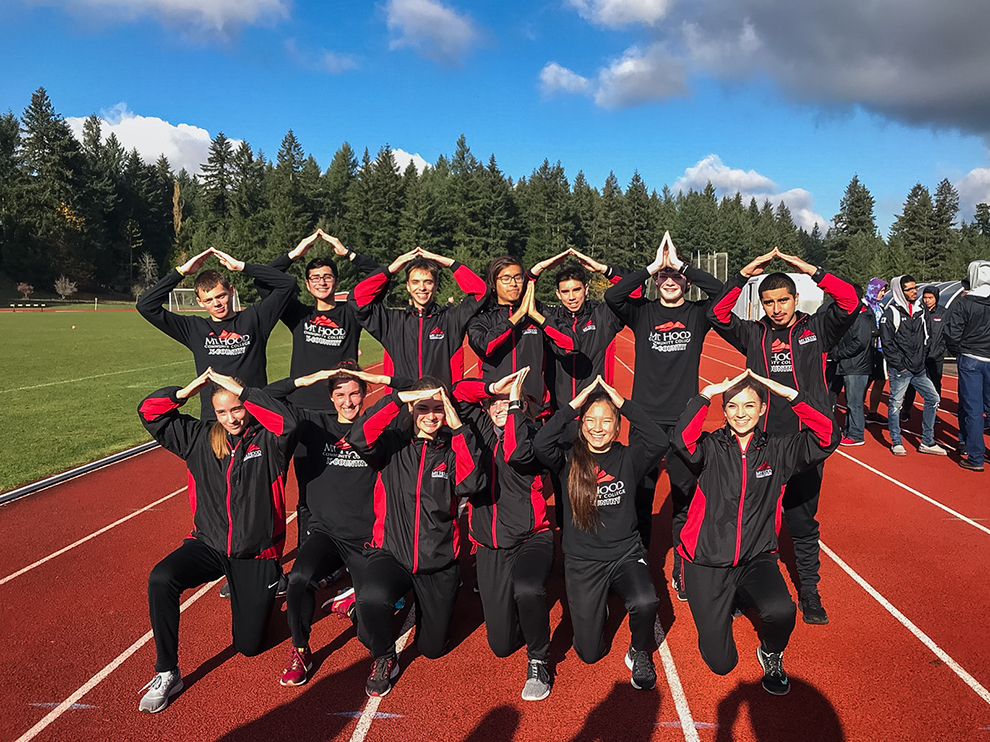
[136,247,297,419]
[348,247,489,387]
[708,247,858,624]
[604,232,727,591]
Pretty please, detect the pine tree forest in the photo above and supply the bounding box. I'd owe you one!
[3,88,989,306]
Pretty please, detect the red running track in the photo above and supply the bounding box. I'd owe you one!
[2,332,989,742]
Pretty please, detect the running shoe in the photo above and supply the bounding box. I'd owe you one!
[799,590,829,625]
[865,412,887,425]
[671,574,687,602]
[219,580,231,599]
[521,659,552,701]
[280,647,313,687]
[917,443,947,456]
[756,645,790,696]
[959,458,985,472]
[624,647,657,691]
[276,571,288,598]
[138,669,183,713]
[890,444,907,456]
[839,436,865,447]
[366,654,400,697]
[317,566,347,590]
[327,587,356,620]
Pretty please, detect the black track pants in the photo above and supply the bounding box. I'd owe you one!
[285,530,368,649]
[357,549,460,660]
[564,545,659,664]
[781,463,824,594]
[683,551,796,675]
[475,530,554,661]
[148,538,279,672]
[630,424,696,552]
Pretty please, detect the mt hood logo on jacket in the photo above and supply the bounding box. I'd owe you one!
[204,329,252,356]
[769,338,792,374]
[797,328,818,346]
[325,437,366,468]
[595,467,625,506]
[754,462,773,479]
[304,315,346,346]
[243,443,263,461]
[429,327,445,341]
[648,320,691,354]
[431,461,449,479]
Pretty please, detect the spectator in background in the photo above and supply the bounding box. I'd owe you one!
[864,278,889,424]
[947,260,990,472]
[880,275,945,457]
[903,286,949,419]
[831,284,874,447]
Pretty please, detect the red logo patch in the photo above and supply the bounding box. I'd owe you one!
[770,338,790,353]
[654,320,687,332]
[799,329,815,339]
[334,437,351,450]
[310,315,341,328]
[596,468,615,483]
[215,330,243,340]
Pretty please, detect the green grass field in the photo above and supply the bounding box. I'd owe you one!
[0,309,383,492]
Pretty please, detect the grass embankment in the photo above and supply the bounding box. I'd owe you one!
[0,309,383,492]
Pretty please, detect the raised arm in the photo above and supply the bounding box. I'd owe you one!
[135,252,209,343]
[137,369,213,459]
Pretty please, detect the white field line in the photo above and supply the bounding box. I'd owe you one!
[349,604,418,742]
[656,618,700,742]
[821,540,990,707]
[15,512,299,742]
[0,487,187,586]
[0,360,189,393]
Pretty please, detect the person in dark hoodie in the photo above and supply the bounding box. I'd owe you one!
[831,284,875,446]
[708,247,858,625]
[947,260,990,472]
[903,285,949,418]
[880,275,946,458]
[672,369,839,696]
[864,278,890,424]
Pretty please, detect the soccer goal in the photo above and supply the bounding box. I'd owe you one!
[168,287,242,313]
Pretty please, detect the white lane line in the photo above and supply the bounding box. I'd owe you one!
[656,618,700,742]
[821,540,990,706]
[14,511,300,742]
[349,604,417,742]
[0,361,189,393]
[833,450,990,537]
[0,487,187,586]
[14,578,218,742]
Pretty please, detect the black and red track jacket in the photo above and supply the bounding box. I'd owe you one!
[605,265,729,424]
[453,380,550,550]
[254,252,381,410]
[543,266,633,408]
[672,392,839,568]
[533,400,668,561]
[348,262,489,387]
[708,270,859,435]
[136,264,297,417]
[346,392,486,574]
[467,301,578,411]
[138,386,296,560]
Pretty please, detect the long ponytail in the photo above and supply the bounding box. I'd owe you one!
[567,392,619,532]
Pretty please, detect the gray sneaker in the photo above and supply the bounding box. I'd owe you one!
[917,443,947,456]
[521,659,552,701]
[139,669,183,713]
[890,444,907,456]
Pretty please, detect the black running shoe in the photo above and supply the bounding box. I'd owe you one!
[276,571,288,599]
[799,590,829,624]
[671,556,687,602]
[219,580,231,599]
[366,654,400,697]
[756,645,790,696]
[625,647,657,691]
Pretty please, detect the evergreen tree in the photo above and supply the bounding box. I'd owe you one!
[621,171,654,267]
[570,170,598,253]
[594,172,623,261]
[200,131,234,221]
[364,145,404,265]
[889,183,934,280]
[322,142,357,240]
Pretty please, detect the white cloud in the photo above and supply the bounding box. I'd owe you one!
[286,39,359,74]
[539,63,591,96]
[37,0,289,37]
[593,44,687,108]
[674,154,827,231]
[957,167,990,220]
[385,0,478,65]
[66,104,219,175]
[566,0,674,28]
[392,148,430,174]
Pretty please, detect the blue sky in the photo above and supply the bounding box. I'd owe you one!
[4,0,990,235]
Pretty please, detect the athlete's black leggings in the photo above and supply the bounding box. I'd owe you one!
[357,549,460,660]
[285,530,368,649]
[683,551,796,675]
[475,530,554,661]
[564,545,659,664]
[781,463,823,594]
[630,424,696,553]
[148,538,279,672]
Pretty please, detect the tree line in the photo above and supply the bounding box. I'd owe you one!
[2,87,988,305]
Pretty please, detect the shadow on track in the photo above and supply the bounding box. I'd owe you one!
[567,680,661,742]
[715,677,844,742]
[460,705,521,742]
